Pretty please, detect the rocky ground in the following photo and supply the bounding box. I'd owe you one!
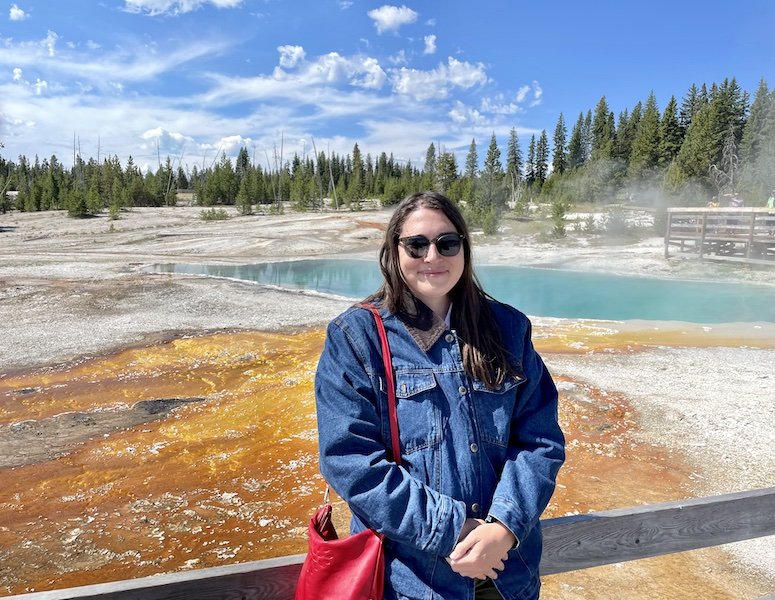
[1,204,773,597]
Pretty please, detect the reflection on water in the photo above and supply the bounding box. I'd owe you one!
[153,260,775,323]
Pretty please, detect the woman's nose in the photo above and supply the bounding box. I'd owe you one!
[424,242,441,261]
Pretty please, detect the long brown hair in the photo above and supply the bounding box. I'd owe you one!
[371,191,519,389]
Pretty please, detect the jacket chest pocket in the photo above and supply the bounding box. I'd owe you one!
[393,371,442,454]
[471,375,524,447]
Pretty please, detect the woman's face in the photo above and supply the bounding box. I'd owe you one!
[397,207,465,315]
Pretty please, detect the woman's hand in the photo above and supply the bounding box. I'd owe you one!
[456,518,484,543]
[446,520,516,580]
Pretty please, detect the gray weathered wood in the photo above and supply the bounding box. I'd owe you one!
[540,486,775,575]
[664,207,775,264]
[5,488,775,599]
[2,555,306,600]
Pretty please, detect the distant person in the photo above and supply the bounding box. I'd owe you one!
[707,197,719,208]
[315,191,566,599]
[767,190,775,209]
[729,193,744,208]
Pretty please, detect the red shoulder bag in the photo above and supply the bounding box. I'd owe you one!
[295,304,400,600]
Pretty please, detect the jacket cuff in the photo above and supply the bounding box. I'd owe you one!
[485,515,520,549]
[487,497,528,550]
[427,496,467,556]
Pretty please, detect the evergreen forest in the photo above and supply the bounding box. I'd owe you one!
[1,77,773,235]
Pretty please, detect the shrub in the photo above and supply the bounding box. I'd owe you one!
[200,207,230,221]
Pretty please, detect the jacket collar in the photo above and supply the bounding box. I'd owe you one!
[396,292,448,352]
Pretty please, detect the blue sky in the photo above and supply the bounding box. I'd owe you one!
[1,0,773,173]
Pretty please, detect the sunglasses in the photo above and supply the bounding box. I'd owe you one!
[398,232,465,259]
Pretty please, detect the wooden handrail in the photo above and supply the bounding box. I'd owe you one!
[5,487,775,600]
[664,207,775,263]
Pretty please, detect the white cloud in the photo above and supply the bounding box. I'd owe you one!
[265,51,387,94]
[87,40,101,50]
[303,52,353,84]
[123,0,243,17]
[448,101,485,126]
[44,30,59,57]
[12,67,23,81]
[350,57,387,89]
[0,35,233,90]
[338,0,353,8]
[423,34,436,55]
[34,78,47,95]
[530,81,543,106]
[391,57,487,101]
[9,3,28,21]
[480,93,521,115]
[277,45,305,69]
[513,80,542,107]
[140,126,195,147]
[388,49,408,65]
[360,118,448,161]
[207,134,255,154]
[367,5,418,35]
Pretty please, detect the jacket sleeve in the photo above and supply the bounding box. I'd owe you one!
[315,317,467,557]
[486,317,565,545]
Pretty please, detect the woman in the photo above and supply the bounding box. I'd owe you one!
[315,191,565,600]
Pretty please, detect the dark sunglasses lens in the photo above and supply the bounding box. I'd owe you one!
[405,237,430,258]
[436,235,462,256]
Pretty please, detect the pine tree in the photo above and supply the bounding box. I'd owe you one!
[480,133,505,208]
[236,176,252,214]
[739,79,771,165]
[567,113,585,170]
[236,147,250,183]
[674,101,717,184]
[506,128,522,182]
[463,138,478,204]
[86,177,102,214]
[505,128,523,204]
[591,96,615,160]
[535,130,550,184]
[423,143,437,190]
[365,153,374,196]
[525,135,536,186]
[711,78,748,148]
[582,110,593,163]
[629,92,661,178]
[659,96,683,166]
[464,138,478,179]
[552,113,567,175]
[679,83,701,133]
[739,79,775,200]
[348,143,365,204]
[436,151,458,195]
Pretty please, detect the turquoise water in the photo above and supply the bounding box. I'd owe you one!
[153,260,775,323]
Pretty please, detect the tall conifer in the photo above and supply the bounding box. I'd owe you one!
[552,114,567,175]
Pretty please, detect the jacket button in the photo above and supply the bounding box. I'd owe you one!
[470,443,479,453]
[458,386,467,395]
[445,333,455,343]
[471,503,480,514]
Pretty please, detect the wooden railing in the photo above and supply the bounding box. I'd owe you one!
[665,207,775,264]
[4,487,774,600]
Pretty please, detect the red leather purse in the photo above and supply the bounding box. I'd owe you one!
[295,304,400,600]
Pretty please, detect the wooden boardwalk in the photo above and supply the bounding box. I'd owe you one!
[665,207,775,265]
[6,486,775,600]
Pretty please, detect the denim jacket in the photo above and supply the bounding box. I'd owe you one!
[315,297,565,600]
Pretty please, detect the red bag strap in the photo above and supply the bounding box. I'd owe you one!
[360,303,401,466]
